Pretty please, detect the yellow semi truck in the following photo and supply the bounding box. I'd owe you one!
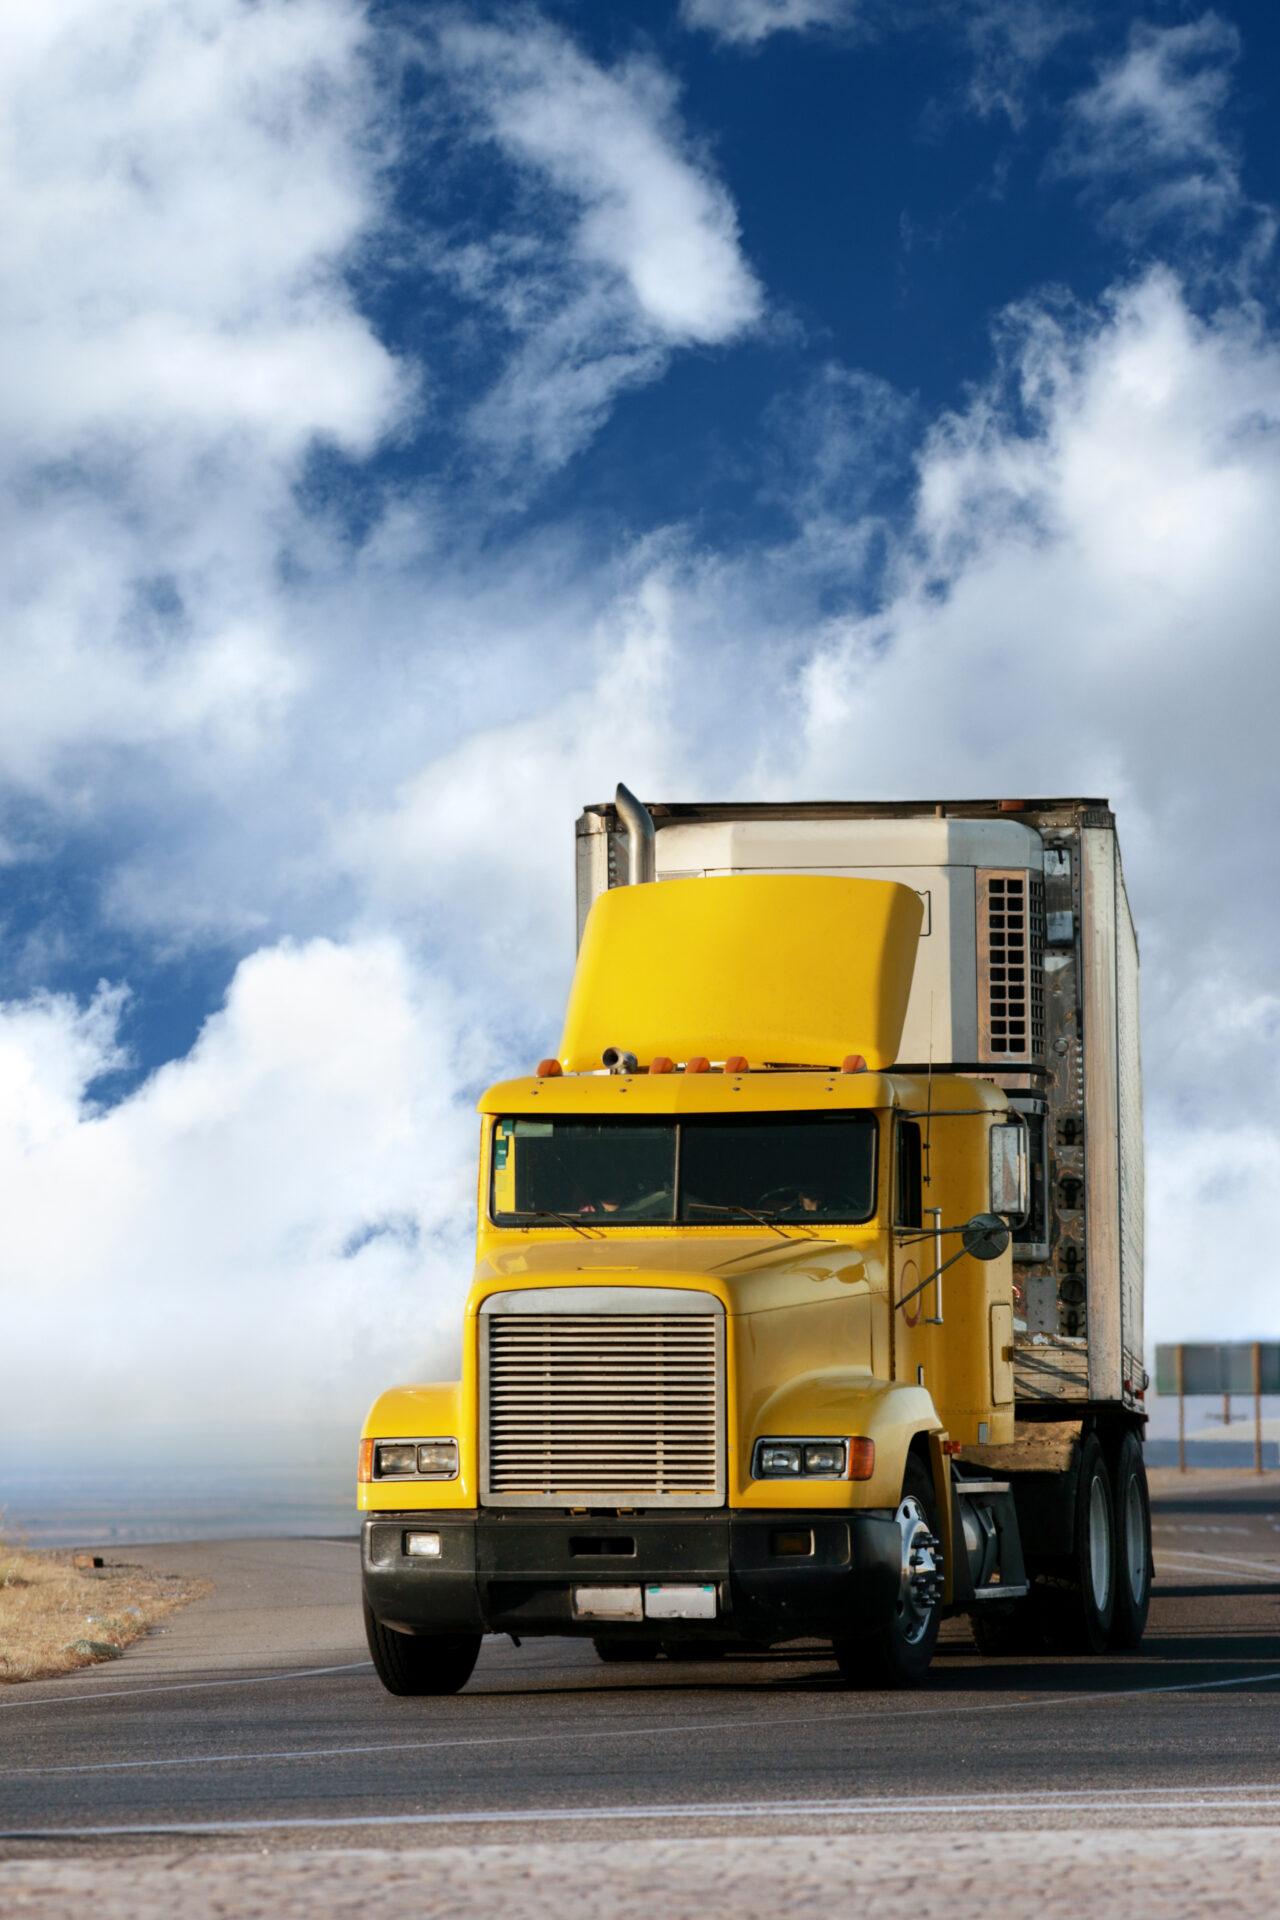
[359,790,1149,1693]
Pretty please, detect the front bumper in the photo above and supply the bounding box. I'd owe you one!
[362,1509,901,1644]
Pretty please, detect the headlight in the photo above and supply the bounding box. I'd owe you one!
[376,1442,418,1477]
[416,1440,459,1478]
[371,1438,460,1480]
[752,1437,872,1480]
[756,1442,803,1477]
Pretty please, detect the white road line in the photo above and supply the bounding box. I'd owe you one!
[1154,1524,1255,1536]
[1157,1557,1280,1585]
[1156,1548,1280,1576]
[0,1661,373,1712]
[6,1788,1280,1843]
[4,1666,1279,1782]
[1159,1551,1280,1582]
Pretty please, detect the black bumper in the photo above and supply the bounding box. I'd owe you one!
[362,1509,901,1644]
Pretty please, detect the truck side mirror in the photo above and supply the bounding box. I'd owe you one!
[962,1213,1011,1261]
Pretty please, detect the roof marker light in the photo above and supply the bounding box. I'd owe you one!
[685,1056,710,1074]
[536,1058,563,1078]
[650,1056,674,1074]
[723,1055,749,1073]
[841,1054,868,1073]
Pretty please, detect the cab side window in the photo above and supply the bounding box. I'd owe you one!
[895,1120,923,1229]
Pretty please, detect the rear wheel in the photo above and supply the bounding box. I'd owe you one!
[1043,1433,1115,1654]
[593,1637,659,1663]
[833,1456,942,1688]
[363,1601,481,1696]
[1109,1431,1152,1649]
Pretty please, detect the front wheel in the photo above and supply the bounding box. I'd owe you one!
[833,1456,942,1688]
[1109,1431,1152,1649]
[364,1601,481,1696]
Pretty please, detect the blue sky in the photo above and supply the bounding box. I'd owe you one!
[2,0,1278,1445]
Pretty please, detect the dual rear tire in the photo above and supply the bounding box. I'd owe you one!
[970,1429,1151,1656]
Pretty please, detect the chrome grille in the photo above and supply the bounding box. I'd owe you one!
[481,1293,724,1507]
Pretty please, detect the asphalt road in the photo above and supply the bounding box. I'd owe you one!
[2,1473,1279,1915]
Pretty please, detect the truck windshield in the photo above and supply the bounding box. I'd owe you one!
[490,1114,877,1227]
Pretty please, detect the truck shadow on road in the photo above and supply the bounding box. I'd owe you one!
[473,1630,1280,1701]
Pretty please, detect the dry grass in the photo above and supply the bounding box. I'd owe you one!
[0,1538,207,1684]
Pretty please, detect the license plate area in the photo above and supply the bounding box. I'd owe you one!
[644,1583,717,1620]
[572,1586,643,1621]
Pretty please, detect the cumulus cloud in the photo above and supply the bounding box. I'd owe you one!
[431,15,763,470]
[0,0,407,790]
[0,940,480,1434]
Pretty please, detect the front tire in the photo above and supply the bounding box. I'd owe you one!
[364,1600,481,1696]
[1109,1431,1152,1649]
[833,1456,942,1688]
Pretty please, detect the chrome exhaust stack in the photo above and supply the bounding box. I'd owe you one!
[615,783,656,886]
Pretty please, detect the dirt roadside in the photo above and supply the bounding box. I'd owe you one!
[0,1542,207,1684]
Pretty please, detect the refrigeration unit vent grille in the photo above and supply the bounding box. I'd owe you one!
[979,871,1045,1060]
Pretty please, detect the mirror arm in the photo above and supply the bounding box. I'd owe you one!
[895,1245,967,1314]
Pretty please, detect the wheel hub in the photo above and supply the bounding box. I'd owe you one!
[895,1494,943,1643]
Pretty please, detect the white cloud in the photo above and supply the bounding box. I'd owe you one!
[432,16,762,470]
[1053,13,1255,242]
[680,0,857,48]
[0,940,479,1434]
[1,0,402,460]
[0,0,408,789]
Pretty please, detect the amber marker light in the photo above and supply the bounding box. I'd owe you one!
[358,1437,375,1484]
[685,1056,710,1073]
[841,1053,867,1073]
[535,1058,563,1077]
[723,1055,749,1073]
[847,1437,876,1480]
[649,1056,675,1074]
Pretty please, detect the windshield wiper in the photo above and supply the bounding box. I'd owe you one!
[509,1208,602,1240]
[683,1200,814,1240]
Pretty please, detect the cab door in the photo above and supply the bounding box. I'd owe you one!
[890,1117,947,1394]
